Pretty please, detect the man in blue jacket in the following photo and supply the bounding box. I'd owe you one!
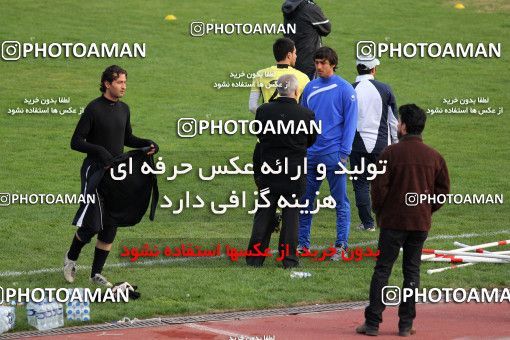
[298,47,358,258]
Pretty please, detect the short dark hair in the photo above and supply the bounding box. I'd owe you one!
[273,38,295,62]
[314,46,338,71]
[399,104,427,135]
[100,65,127,93]
[356,64,372,75]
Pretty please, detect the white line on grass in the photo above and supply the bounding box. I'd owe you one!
[0,229,508,278]
[322,229,510,248]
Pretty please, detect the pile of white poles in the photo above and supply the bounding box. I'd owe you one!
[421,239,510,274]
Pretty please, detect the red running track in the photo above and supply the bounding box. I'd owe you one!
[35,302,509,339]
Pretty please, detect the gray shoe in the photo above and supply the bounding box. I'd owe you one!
[357,223,376,232]
[90,273,113,287]
[330,246,347,261]
[63,252,77,283]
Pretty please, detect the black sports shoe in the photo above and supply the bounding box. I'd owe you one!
[399,328,416,337]
[356,323,379,336]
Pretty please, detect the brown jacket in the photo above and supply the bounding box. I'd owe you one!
[371,135,450,231]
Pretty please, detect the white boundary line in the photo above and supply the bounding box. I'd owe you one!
[333,229,510,248]
[0,229,508,278]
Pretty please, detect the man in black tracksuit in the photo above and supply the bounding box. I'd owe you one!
[282,0,331,80]
[247,74,317,269]
[64,65,158,287]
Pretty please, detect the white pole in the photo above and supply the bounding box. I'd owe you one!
[423,249,510,260]
[427,263,475,274]
[422,256,509,263]
[453,241,510,254]
[422,239,510,260]
[425,240,510,275]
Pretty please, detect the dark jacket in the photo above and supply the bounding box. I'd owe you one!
[371,135,450,231]
[254,97,317,196]
[282,0,331,79]
[72,148,158,232]
[70,96,153,167]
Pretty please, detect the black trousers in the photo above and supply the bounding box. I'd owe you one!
[365,228,428,330]
[246,193,299,268]
[350,152,379,228]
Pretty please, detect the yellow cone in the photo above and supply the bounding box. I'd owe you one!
[454,3,465,9]
[165,14,177,21]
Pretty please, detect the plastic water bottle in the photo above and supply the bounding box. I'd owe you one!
[34,303,47,330]
[65,289,91,322]
[8,307,15,330]
[42,303,50,330]
[26,301,37,327]
[82,303,90,321]
[45,302,52,329]
[66,301,74,321]
[31,303,40,329]
[290,271,312,279]
[56,303,64,327]
[27,299,63,330]
[75,302,82,320]
[0,317,9,334]
[52,302,62,329]
[0,306,15,334]
[48,302,56,329]
[0,306,15,331]
[53,302,59,328]
[45,302,53,329]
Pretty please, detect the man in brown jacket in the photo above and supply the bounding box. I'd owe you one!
[356,104,450,337]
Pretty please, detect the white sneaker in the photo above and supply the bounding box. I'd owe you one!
[357,223,376,232]
[90,273,113,287]
[296,245,309,255]
[63,252,77,283]
[330,246,347,261]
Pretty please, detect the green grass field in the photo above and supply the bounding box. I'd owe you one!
[0,0,509,332]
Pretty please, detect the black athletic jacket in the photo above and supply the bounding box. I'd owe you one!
[282,0,331,79]
[72,148,159,232]
[71,95,153,167]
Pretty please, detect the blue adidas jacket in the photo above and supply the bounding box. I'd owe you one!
[301,74,358,158]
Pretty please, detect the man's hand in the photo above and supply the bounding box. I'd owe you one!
[147,142,159,155]
[147,145,156,155]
